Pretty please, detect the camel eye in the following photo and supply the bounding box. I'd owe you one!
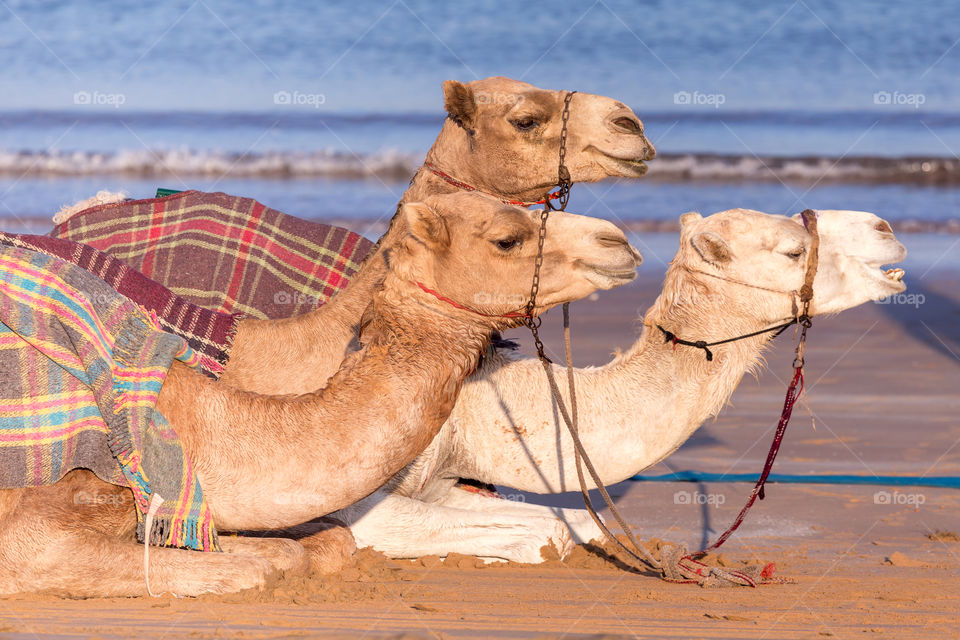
[493,238,520,251]
[510,118,538,132]
[786,248,805,260]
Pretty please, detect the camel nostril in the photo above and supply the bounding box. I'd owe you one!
[875,220,893,234]
[595,231,629,249]
[611,116,642,135]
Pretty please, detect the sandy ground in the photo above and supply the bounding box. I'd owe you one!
[1,234,958,639]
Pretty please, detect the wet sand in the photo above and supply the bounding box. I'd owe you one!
[1,235,958,639]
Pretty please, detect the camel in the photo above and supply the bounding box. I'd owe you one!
[217,76,655,395]
[0,192,644,597]
[328,209,908,562]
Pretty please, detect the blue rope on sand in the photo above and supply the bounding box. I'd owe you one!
[631,471,960,489]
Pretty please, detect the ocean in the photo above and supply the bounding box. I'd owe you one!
[0,0,958,235]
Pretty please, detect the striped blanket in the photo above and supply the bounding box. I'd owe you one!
[0,246,218,551]
[0,231,239,379]
[51,190,375,319]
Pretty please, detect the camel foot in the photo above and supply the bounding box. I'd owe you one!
[218,536,309,575]
[260,517,357,575]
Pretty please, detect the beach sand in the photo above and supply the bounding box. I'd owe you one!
[1,242,958,639]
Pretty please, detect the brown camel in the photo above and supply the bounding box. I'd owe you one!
[0,192,643,597]
[219,76,655,395]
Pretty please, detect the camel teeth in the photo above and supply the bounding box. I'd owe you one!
[885,268,905,281]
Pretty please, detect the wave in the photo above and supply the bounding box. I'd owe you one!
[1,148,960,185]
[0,148,421,180]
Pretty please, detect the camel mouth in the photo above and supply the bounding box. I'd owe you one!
[884,267,905,282]
[588,146,650,177]
[876,265,907,293]
[578,262,638,287]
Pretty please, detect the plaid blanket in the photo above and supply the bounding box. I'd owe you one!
[51,190,375,319]
[0,246,218,551]
[0,232,239,379]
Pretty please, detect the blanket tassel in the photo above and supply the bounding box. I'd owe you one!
[144,492,165,598]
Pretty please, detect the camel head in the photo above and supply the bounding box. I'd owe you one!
[675,209,907,323]
[432,76,655,203]
[392,192,643,325]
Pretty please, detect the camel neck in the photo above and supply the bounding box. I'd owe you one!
[596,269,789,459]
[176,281,495,530]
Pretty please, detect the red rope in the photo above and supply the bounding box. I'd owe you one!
[412,281,531,319]
[669,364,805,585]
[423,162,562,208]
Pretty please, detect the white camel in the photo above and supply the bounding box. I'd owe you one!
[333,209,908,562]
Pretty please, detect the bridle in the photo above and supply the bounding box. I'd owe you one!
[536,210,822,588]
[414,90,578,332]
[421,94,822,586]
[657,210,820,362]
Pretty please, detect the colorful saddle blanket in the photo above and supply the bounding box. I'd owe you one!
[50,190,375,319]
[0,246,218,551]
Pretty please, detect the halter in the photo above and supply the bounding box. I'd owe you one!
[410,280,531,320]
[422,162,564,208]
[657,209,821,361]
[536,210,822,588]
[424,90,577,216]
[412,92,580,325]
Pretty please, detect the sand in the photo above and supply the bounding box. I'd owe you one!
[1,241,958,639]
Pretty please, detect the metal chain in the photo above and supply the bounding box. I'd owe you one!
[523,90,577,360]
[545,91,576,213]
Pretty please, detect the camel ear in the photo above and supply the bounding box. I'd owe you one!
[679,212,702,228]
[403,202,450,249]
[443,80,477,131]
[690,231,732,266]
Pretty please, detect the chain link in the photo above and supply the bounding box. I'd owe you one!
[523,91,576,360]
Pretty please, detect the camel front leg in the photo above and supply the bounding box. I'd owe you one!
[0,520,286,598]
[0,474,307,598]
[337,489,574,563]
[436,485,607,545]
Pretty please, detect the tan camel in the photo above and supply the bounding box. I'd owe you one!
[0,193,643,597]
[219,76,655,395]
[329,209,909,562]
